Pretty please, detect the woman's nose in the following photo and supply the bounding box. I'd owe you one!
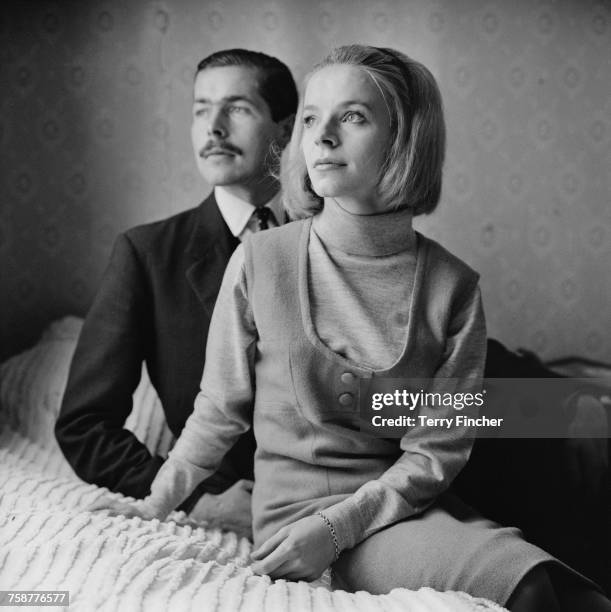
[314,119,338,148]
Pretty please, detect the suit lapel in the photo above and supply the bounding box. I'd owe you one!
[185,192,240,318]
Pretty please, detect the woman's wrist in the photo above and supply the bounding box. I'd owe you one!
[316,511,340,561]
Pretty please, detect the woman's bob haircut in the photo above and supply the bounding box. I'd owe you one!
[283,44,446,219]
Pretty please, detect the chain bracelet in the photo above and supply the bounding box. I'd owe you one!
[316,511,340,562]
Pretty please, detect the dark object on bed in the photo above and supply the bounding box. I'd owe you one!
[453,339,611,594]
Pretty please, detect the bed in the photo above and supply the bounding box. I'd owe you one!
[0,317,515,611]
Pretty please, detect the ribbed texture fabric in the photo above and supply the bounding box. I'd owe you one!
[308,234,416,369]
[0,430,505,612]
[0,317,175,460]
[308,200,417,368]
[0,317,506,611]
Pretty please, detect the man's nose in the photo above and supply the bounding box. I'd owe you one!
[207,109,228,139]
[314,118,339,148]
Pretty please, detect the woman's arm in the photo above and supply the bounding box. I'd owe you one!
[321,279,486,552]
[90,245,257,519]
[251,278,486,579]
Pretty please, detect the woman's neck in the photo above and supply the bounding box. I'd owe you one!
[312,198,415,257]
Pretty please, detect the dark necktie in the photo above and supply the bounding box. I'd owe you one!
[253,206,274,231]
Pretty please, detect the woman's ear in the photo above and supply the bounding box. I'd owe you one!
[276,113,295,149]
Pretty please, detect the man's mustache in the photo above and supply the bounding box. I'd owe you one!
[200,141,242,158]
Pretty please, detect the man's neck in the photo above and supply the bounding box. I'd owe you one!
[218,179,280,207]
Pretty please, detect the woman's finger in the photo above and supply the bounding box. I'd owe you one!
[250,527,287,560]
[266,560,301,581]
[86,498,123,512]
[87,499,142,518]
[251,540,293,576]
[280,572,315,582]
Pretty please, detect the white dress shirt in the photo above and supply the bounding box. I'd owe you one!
[215,187,284,241]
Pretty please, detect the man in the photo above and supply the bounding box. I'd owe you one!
[55,49,297,538]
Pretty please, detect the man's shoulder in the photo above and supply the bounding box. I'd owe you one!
[123,204,202,253]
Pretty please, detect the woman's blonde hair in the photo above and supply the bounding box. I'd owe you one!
[283,44,446,219]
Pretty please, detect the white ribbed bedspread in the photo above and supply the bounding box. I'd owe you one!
[0,429,506,612]
[0,318,506,611]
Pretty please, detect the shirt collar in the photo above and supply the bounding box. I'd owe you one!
[215,187,284,237]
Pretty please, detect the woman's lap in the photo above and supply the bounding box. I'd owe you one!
[331,494,554,605]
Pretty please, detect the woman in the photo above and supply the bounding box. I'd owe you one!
[93,45,609,611]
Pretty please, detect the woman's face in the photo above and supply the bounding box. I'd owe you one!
[301,64,392,215]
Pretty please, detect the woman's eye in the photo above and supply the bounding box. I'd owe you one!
[343,111,365,123]
[302,115,316,127]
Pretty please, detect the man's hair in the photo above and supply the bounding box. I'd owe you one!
[196,49,298,123]
[283,44,446,219]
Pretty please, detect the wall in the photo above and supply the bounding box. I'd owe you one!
[1,0,609,361]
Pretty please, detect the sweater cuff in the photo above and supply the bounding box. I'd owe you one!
[320,496,364,552]
[144,457,213,519]
[321,480,418,553]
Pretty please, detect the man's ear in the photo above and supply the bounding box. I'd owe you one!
[276,113,295,149]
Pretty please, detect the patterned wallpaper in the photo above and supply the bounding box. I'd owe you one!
[1,0,610,362]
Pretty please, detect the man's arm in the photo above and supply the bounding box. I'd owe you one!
[55,233,163,498]
[141,245,256,517]
[88,245,256,522]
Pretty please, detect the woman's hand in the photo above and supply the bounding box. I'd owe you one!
[250,514,336,581]
[189,479,254,540]
[86,495,160,520]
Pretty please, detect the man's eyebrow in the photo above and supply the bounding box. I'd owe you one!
[193,95,257,105]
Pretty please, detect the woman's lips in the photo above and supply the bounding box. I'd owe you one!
[313,159,346,170]
[202,148,236,158]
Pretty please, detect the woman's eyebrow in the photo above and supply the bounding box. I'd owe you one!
[303,100,373,112]
[338,100,373,110]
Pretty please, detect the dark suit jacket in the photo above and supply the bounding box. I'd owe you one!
[55,193,255,503]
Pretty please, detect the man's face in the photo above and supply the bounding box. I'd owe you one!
[191,66,282,189]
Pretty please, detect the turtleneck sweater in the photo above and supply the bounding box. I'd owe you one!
[144,203,486,555]
[309,200,416,370]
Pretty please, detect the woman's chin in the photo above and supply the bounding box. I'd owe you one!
[310,184,337,198]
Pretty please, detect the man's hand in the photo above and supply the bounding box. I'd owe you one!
[86,495,160,520]
[189,479,254,540]
[250,514,336,581]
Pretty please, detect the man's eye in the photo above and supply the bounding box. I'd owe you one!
[228,106,249,115]
[194,107,209,117]
[302,115,315,127]
[343,111,365,123]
